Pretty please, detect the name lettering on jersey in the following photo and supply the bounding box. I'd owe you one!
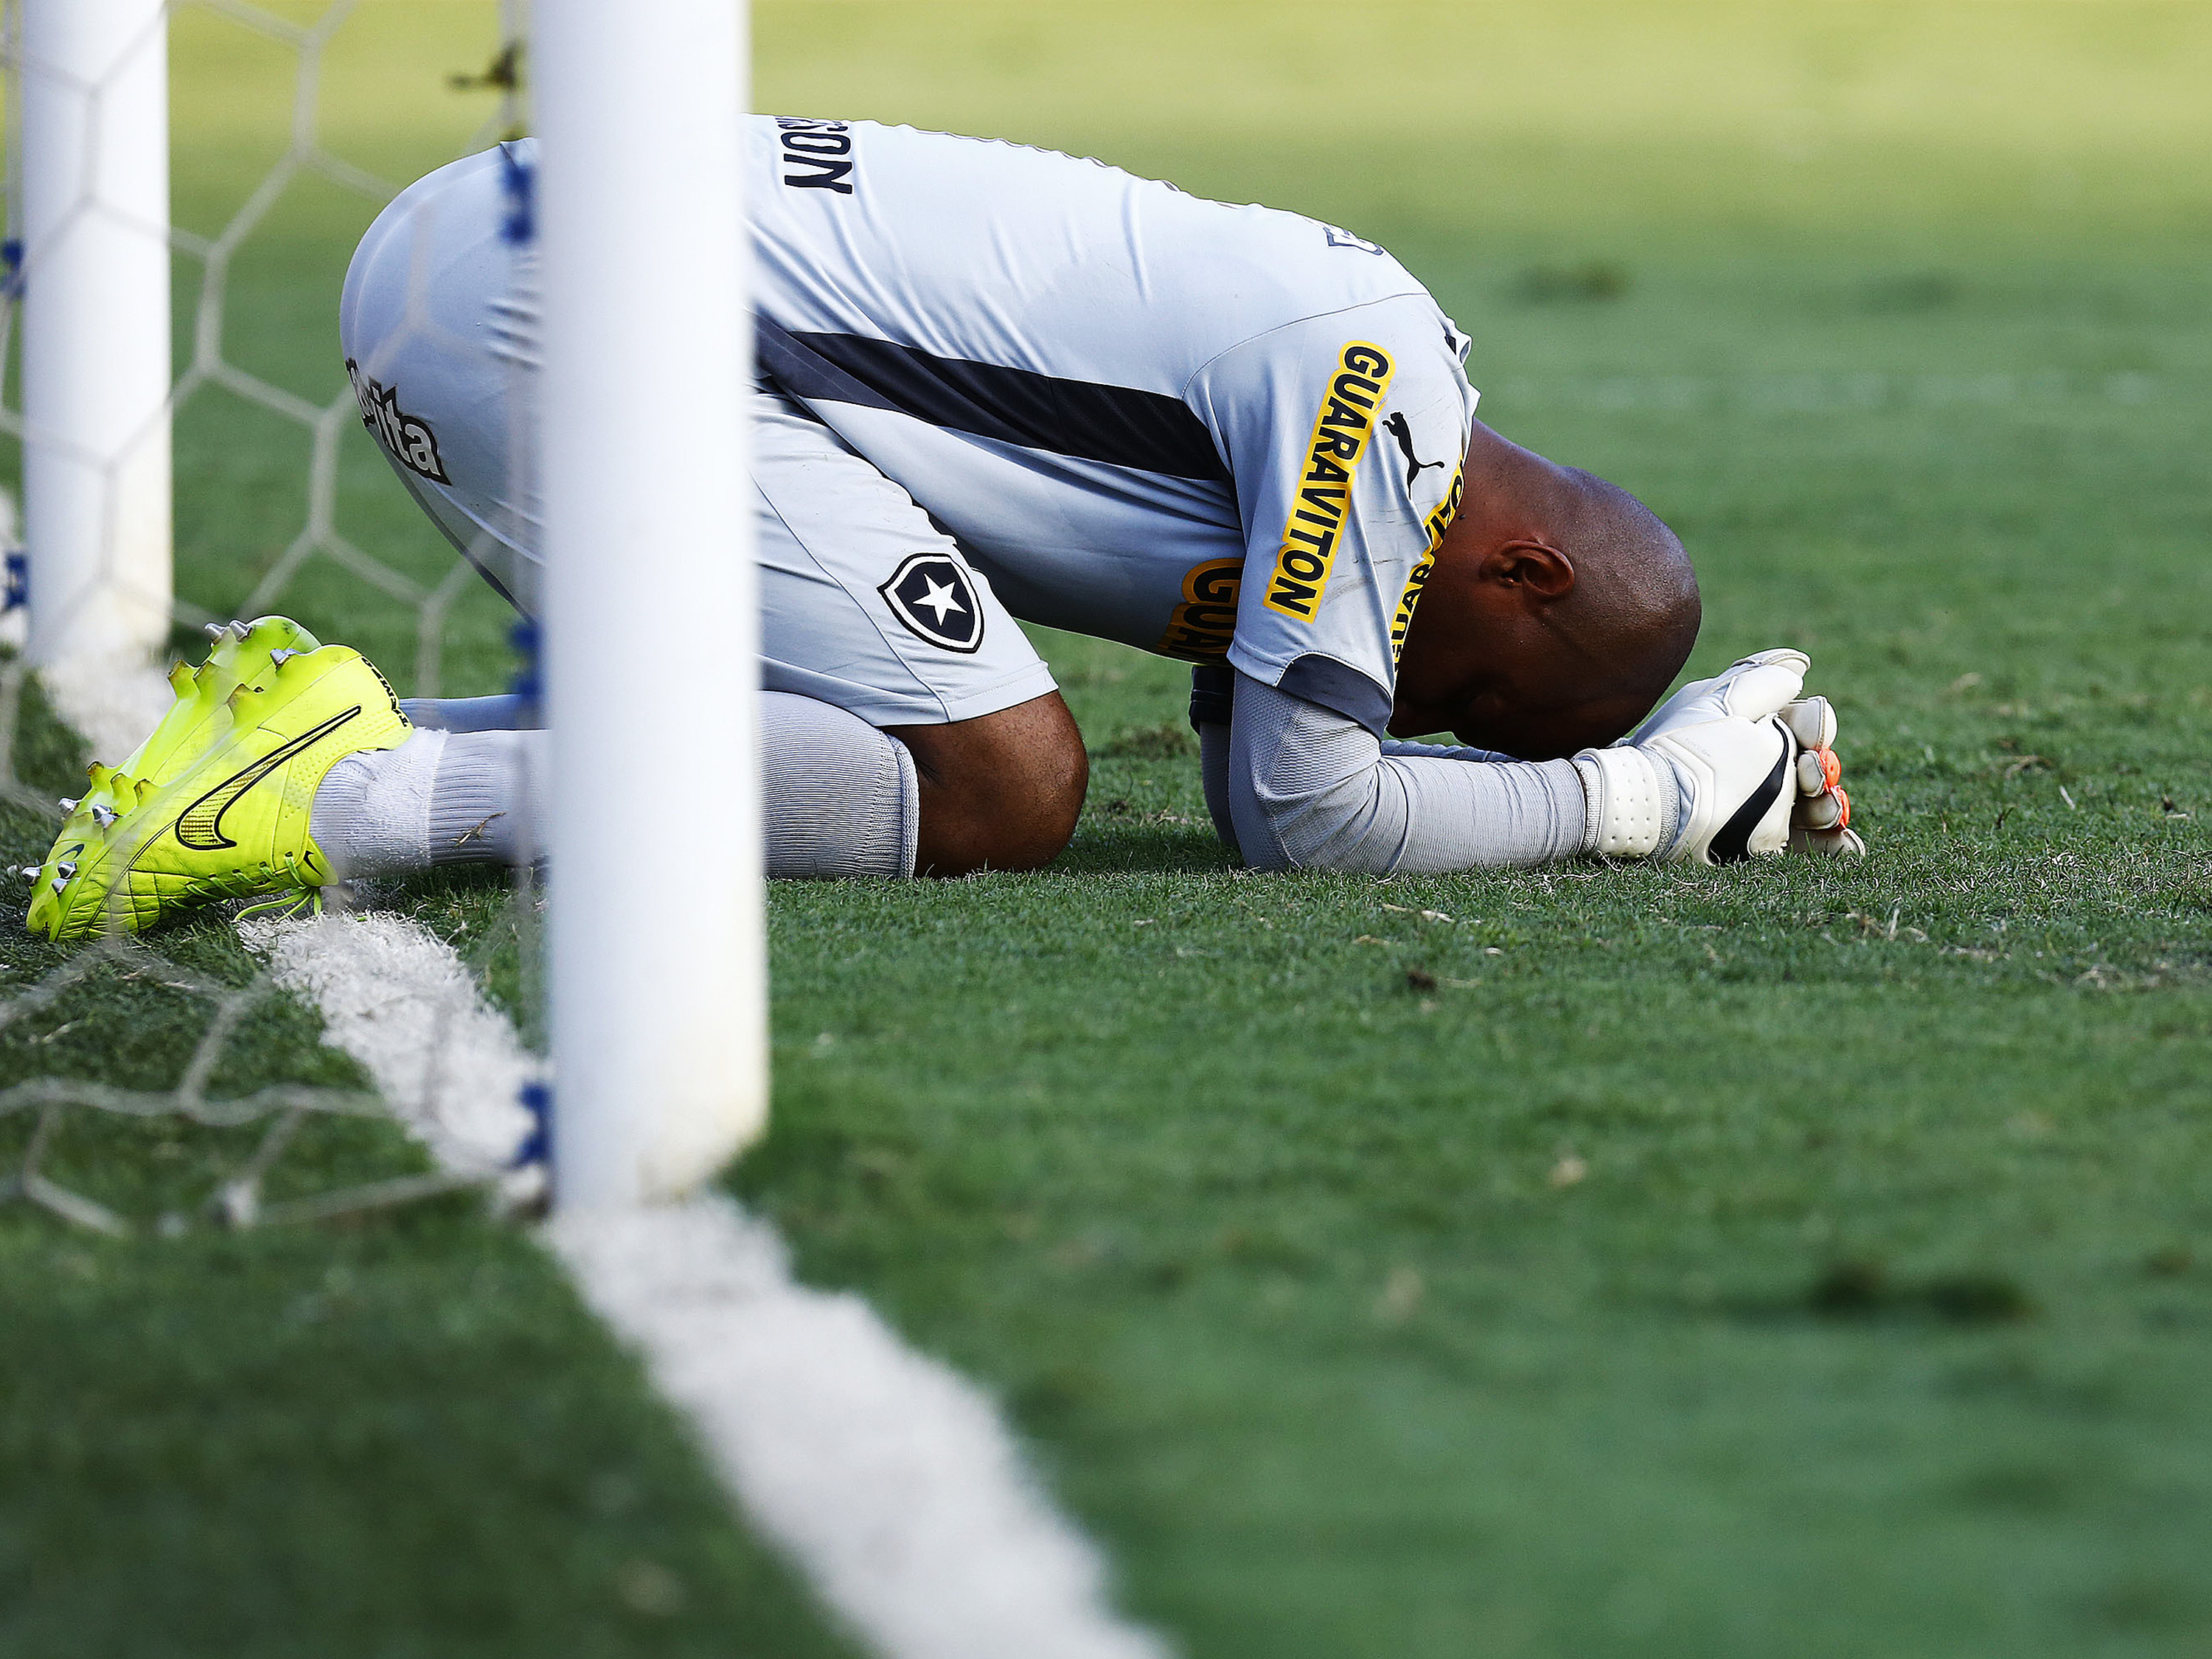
[346,358,449,484]
[1263,341,1395,622]
[778,118,855,195]
[1156,557,1243,661]
[1389,464,1464,661]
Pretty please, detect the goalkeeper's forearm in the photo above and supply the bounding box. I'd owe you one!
[1196,702,1519,863]
[1220,672,1593,874]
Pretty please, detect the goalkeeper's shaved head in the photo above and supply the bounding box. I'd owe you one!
[1549,464,1701,695]
[1391,422,1701,759]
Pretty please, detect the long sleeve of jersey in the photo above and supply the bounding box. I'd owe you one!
[1183,291,1566,871]
[1223,674,1591,873]
[1187,294,1475,736]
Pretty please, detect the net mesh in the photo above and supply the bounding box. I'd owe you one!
[0,0,543,1234]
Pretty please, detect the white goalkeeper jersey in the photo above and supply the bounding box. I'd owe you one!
[751,118,1478,733]
[344,122,1478,734]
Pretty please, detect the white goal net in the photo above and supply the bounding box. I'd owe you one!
[0,0,759,1232]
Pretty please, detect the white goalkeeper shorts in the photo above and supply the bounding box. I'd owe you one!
[388,385,1056,730]
[751,391,1059,727]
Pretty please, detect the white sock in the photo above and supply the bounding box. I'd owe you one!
[309,694,917,880]
[311,728,444,879]
[425,729,546,866]
[310,728,547,877]
[761,692,919,877]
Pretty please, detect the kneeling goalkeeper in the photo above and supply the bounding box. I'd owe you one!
[27,122,1860,941]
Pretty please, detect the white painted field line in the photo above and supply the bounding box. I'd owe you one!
[554,1197,1169,1659]
[47,655,1159,1655]
[52,662,1167,1658]
[258,908,1166,1659]
[246,910,540,1182]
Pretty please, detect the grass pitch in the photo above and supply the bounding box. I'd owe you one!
[7,3,2212,1655]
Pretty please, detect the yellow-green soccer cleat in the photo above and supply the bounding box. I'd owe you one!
[33,642,409,942]
[25,616,323,936]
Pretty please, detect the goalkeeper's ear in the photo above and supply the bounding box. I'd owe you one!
[1475,538,1577,604]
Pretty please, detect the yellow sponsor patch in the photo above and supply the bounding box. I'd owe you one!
[1263,341,1395,622]
[1389,464,1464,661]
[1157,557,1243,661]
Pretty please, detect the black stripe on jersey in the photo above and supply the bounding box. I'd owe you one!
[756,317,1231,482]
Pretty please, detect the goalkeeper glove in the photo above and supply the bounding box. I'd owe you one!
[1615,646,1864,860]
[1629,646,1812,740]
[1576,709,1865,864]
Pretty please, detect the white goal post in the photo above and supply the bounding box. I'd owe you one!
[537,0,766,1208]
[10,0,766,1211]
[18,0,174,669]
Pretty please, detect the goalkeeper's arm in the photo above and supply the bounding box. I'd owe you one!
[1205,671,1586,872]
[1199,666,1859,873]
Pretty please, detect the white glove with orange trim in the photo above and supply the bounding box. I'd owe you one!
[1577,647,1865,863]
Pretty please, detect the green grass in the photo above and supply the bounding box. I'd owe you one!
[7,1,2212,1655]
[2,7,857,1654]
